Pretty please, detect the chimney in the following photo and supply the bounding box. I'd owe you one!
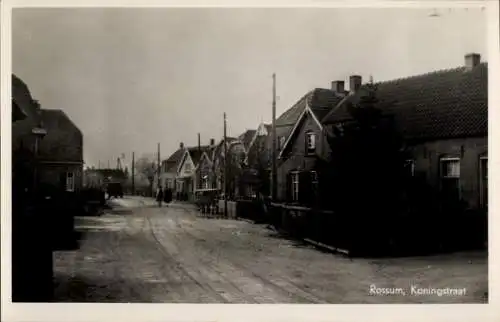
[331,80,345,93]
[465,53,481,69]
[349,75,362,92]
[210,138,215,146]
[179,142,184,149]
[198,133,201,150]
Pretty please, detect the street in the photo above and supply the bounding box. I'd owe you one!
[53,197,488,303]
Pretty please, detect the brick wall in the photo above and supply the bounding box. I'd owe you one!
[409,136,487,209]
[277,114,324,201]
[39,163,83,191]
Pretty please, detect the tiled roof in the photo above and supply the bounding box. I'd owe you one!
[323,63,488,141]
[307,88,346,121]
[268,88,344,155]
[38,109,83,163]
[276,88,345,127]
[164,148,185,172]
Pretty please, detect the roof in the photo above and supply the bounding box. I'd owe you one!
[164,148,185,172]
[323,63,488,141]
[276,89,345,127]
[238,129,257,150]
[12,74,41,123]
[38,109,83,163]
[187,145,211,166]
[273,88,345,157]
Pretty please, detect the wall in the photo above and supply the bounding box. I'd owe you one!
[409,136,487,209]
[39,163,83,191]
[276,113,324,201]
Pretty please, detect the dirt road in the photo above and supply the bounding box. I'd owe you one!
[53,197,488,303]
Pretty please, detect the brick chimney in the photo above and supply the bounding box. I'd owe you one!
[331,80,345,93]
[465,53,481,69]
[210,138,215,146]
[349,75,362,92]
[179,142,184,149]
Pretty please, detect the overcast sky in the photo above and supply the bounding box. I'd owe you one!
[12,7,486,168]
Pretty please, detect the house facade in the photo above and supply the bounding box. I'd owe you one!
[274,84,348,204]
[37,109,84,192]
[278,53,487,212]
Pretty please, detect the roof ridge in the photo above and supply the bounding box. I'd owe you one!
[374,62,487,86]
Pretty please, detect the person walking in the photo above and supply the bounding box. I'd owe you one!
[163,186,172,207]
[156,187,164,207]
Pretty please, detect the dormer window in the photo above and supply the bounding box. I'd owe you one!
[305,131,316,154]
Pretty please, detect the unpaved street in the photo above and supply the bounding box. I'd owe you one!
[54,197,488,303]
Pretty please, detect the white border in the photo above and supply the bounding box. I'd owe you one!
[2,1,498,322]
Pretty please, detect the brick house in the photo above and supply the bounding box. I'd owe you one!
[322,53,487,212]
[277,53,487,212]
[275,85,348,204]
[36,109,84,192]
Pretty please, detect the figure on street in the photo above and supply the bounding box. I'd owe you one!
[156,187,164,207]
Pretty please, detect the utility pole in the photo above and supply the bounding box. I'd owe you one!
[198,133,201,191]
[271,73,277,201]
[157,143,161,190]
[223,112,228,218]
[131,152,135,195]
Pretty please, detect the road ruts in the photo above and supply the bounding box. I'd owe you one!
[148,206,327,303]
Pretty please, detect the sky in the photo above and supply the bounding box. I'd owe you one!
[12,7,487,169]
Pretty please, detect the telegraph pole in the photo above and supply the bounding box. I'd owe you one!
[271,73,277,201]
[223,112,228,218]
[157,143,161,189]
[131,152,135,195]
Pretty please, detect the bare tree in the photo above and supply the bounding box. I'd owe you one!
[134,155,156,196]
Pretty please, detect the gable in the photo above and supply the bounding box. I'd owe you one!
[278,106,322,159]
[178,151,195,177]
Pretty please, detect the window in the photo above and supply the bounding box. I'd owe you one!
[279,136,286,150]
[202,175,209,189]
[404,159,415,177]
[305,131,316,154]
[66,172,75,191]
[291,171,300,202]
[480,157,488,208]
[184,163,192,172]
[440,158,460,200]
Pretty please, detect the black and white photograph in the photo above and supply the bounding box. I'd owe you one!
[2,0,498,321]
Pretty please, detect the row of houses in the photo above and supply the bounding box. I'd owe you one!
[155,53,487,213]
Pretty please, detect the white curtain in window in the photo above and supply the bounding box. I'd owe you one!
[443,160,460,177]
